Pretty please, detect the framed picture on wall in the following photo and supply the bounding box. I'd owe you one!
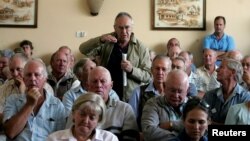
[0,0,38,28]
[152,0,206,30]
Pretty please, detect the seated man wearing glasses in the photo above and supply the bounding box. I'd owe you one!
[141,70,189,141]
[79,12,151,102]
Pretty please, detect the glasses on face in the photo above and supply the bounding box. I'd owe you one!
[115,25,132,31]
[187,96,210,109]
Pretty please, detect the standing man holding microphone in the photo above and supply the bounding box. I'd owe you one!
[79,12,151,102]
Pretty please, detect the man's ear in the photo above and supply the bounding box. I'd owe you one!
[110,81,113,88]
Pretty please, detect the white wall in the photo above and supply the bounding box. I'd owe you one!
[1,0,250,66]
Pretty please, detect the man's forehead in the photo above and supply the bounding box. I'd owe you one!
[91,75,109,81]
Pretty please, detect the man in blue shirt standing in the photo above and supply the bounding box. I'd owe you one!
[203,16,235,65]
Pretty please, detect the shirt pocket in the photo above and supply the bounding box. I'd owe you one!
[34,117,58,137]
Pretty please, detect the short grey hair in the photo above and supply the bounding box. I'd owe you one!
[172,56,187,71]
[24,58,48,78]
[73,58,95,78]
[72,92,106,124]
[224,58,243,83]
[114,12,134,25]
[10,53,29,64]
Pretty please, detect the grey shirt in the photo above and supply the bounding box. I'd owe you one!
[141,96,184,141]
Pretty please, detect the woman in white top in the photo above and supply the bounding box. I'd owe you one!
[47,93,118,141]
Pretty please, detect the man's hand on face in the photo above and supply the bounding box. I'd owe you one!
[14,77,26,94]
[26,87,41,107]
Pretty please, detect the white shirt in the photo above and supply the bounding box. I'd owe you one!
[196,65,221,92]
[47,128,118,141]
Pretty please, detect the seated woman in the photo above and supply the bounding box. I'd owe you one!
[47,92,118,141]
[170,96,210,141]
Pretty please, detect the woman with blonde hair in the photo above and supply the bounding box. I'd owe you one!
[47,93,118,141]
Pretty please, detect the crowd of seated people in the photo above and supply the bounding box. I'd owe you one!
[1,12,250,141]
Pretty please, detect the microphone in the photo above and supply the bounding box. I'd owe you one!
[122,53,127,86]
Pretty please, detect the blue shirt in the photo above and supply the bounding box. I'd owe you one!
[203,33,235,51]
[225,102,250,125]
[128,81,161,119]
[203,83,250,124]
[3,91,66,141]
[62,85,87,115]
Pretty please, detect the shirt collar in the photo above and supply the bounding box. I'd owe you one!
[59,128,102,141]
[59,128,75,140]
[202,65,218,71]
[217,83,241,101]
[212,33,226,40]
[73,85,86,94]
[144,81,161,96]
[106,93,118,108]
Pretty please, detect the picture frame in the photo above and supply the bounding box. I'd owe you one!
[152,0,206,30]
[0,0,38,28]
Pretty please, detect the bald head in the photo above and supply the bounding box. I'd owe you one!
[227,50,243,61]
[165,69,189,107]
[165,69,189,86]
[88,66,112,83]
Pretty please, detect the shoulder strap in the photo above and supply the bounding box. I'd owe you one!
[137,83,155,131]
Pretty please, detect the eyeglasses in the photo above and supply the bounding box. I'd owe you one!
[187,96,210,109]
[115,25,132,31]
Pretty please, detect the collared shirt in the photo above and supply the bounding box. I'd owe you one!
[47,71,80,100]
[0,79,20,113]
[129,81,161,119]
[189,71,200,88]
[47,128,119,141]
[203,83,250,123]
[62,85,120,116]
[141,96,185,141]
[0,79,54,113]
[203,33,235,51]
[65,96,138,139]
[62,85,87,115]
[225,102,250,125]
[97,97,138,136]
[187,72,198,96]
[196,65,221,92]
[3,91,66,141]
[79,32,151,102]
